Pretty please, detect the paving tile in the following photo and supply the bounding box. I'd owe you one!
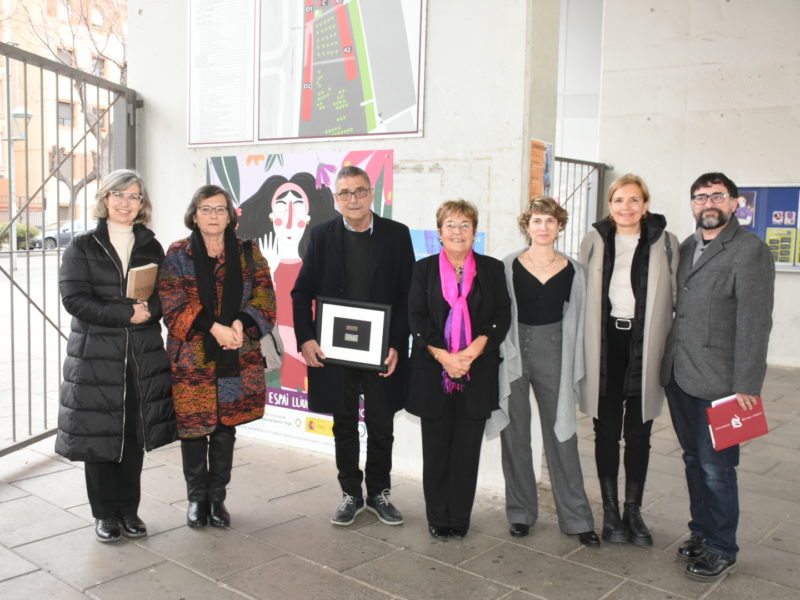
[0,481,28,503]
[348,550,510,600]
[226,554,390,599]
[138,462,188,504]
[88,561,244,600]
[706,573,799,599]
[0,570,86,600]
[269,481,364,525]
[13,465,88,509]
[224,496,303,534]
[0,495,86,547]
[0,544,37,581]
[569,542,710,598]
[603,580,691,599]
[0,448,73,483]
[759,522,800,554]
[139,524,285,580]
[252,515,395,571]
[737,540,800,589]
[462,541,620,600]
[470,506,589,558]
[14,527,163,590]
[357,511,503,566]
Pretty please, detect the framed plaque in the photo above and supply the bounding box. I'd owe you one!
[315,297,391,372]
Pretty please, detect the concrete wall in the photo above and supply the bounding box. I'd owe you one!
[128,0,561,489]
[598,0,800,367]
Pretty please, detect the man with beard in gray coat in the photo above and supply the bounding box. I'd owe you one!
[661,172,774,582]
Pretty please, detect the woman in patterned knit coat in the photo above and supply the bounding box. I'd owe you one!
[159,184,276,529]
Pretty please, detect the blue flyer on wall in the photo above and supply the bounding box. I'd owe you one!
[739,186,800,269]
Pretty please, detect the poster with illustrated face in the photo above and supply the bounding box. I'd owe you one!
[207,150,393,452]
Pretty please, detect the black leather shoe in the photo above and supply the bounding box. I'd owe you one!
[118,514,147,538]
[366,490,404,525]
[677,534,705,561]
[685,551,736,581]
[509,523,530,538]
[449,528,468,540]
[577,530,601,547]
[428,525,449,542]
[187,500,209,528]
[331,493,365,526]
[209,501,231,528]
[95,518,121,543]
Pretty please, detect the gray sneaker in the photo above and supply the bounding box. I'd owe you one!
[366,489,404,525]
[331,493,365,526]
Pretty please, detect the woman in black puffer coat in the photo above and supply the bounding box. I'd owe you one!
[56,169,176,543]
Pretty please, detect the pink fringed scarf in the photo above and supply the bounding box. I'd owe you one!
[439,249,476,393]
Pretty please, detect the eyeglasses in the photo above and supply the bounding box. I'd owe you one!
[108,191,143,203]
[443,222,474,232]
[691,193,730,206]
[197,205,229,216]
[336,187,370,201]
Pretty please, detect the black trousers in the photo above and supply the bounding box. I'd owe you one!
[594,320,653,481]
[85,362,144,519]
[181,424,237,502]
[421,391,486,530]
[332,367,395,498]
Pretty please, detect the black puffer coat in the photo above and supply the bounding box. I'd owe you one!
[56,219,176,462]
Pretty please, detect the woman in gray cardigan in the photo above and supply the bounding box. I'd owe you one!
[488,197,598,546]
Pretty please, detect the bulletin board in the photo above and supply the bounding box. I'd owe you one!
[738,186,800,271]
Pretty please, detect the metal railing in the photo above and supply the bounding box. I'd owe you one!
[551,156,609,258]
[0,42,137,457]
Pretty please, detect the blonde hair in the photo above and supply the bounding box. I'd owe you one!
[93,169,152,225]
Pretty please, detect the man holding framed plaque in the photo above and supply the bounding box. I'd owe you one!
[292,166,415,527]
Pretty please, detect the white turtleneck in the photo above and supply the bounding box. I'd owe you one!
[107,220,134,272]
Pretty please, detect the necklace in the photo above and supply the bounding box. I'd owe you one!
[524,250,557,269]
[454,265,464,276]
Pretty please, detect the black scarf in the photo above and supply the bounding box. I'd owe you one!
[190,227,243,377]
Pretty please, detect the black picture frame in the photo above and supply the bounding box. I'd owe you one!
[315,296,392,372]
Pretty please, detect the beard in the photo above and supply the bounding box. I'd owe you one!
[697,208,729,230]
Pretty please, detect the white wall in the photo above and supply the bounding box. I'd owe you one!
[598,0,800,366]
[128,0,561,489]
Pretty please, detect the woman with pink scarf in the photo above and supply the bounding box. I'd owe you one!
[407,200,511,541]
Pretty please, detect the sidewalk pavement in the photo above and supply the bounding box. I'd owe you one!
[0,366,798,600]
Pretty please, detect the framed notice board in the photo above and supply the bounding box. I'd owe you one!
[738,186,800,271]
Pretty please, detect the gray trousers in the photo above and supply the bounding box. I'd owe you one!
[500,322,594,534]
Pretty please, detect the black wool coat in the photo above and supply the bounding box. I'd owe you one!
[56,219,176,462]
[406,253,511,420]
[291,214,415,414]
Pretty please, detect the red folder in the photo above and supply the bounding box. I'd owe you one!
[706,395,768,451]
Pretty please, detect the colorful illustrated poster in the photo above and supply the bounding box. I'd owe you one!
[208,150,393,452]
[529,139,554,198]
[739,186,800,269]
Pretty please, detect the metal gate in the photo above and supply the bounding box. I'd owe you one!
[551,156,609,258]
[0,42,137,456]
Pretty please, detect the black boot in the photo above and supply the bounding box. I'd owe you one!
[622,479,653,546]
[600,477,626,543]
[208,426,235,527]
[181,437,209,527]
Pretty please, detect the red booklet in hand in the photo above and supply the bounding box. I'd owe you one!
[706,395,769,451]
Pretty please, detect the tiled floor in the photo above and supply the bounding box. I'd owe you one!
[1,366,798,599]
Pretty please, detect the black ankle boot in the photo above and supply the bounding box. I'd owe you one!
[209,501,231,528]
[187,500,209,528]
[600,477,626,543]
[622,480,653,546]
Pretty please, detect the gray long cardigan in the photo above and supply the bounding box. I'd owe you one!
[487,250,586,442]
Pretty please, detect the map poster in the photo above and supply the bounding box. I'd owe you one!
[189,0,426,144]
[207,150,394,452]
[739,186,800,270]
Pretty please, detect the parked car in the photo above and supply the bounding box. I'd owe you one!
[41,220,97,250]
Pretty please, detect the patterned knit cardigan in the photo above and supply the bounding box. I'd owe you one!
[158,236,276,438]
